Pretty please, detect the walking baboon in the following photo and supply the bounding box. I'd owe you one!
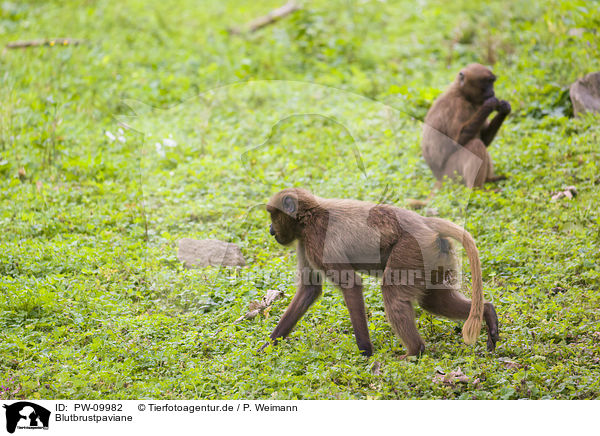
[422,63,511,188]
[263,188,499,357]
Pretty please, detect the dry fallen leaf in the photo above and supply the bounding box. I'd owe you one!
[247,301,261,312]
[235,289,284,323]
[550,286,567,295]
[263,306,272,318]
[551,186,577,201]
[433,367,470,385]
[499,357,527,370]
[263,289,283,306]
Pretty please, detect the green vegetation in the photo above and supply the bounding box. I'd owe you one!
[1,0,599,399]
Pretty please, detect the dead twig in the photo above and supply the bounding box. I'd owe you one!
[6,38,84,49]
[229,1,300,35]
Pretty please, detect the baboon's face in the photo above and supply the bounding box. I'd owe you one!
[266,194,299,246]
[268,212,296,245]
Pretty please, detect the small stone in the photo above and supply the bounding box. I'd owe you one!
[570,72,600,116]
[177,238,246,268]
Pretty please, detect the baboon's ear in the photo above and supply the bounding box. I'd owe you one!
[458,71,465,86]
[282,195,297,215]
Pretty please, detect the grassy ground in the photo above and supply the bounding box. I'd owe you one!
[1,0,599,399]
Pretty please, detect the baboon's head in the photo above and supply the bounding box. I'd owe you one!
[457,63,496,103]
[266,188,315,245]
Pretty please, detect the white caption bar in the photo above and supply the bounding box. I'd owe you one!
[0,400,594,436]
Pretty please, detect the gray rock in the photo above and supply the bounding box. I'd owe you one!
[570,72,600,116]
[177,238,246,268]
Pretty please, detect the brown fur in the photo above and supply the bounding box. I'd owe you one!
[263,188,499,357]
[422,63,511,188]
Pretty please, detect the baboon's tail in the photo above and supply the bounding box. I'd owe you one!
[426,217,483,345]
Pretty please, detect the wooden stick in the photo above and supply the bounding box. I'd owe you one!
[229,1,300,35]
[6,38,84,49]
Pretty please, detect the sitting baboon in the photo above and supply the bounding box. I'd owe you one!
[422,63,511,188]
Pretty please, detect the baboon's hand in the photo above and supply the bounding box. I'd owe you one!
[256,339,277,354]
[483,96,500,110]
[497,100,511,115]
[257,340,271,354]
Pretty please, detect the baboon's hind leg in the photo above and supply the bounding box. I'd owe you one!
[420,289,499,351]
